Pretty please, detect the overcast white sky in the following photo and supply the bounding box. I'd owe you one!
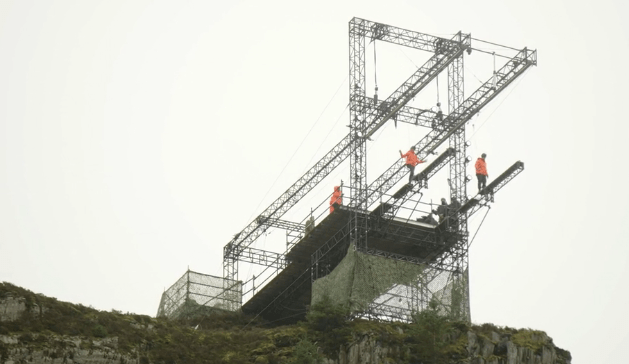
[1,1,628,363]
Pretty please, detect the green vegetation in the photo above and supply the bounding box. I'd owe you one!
[289,337,323,364]
[303,294,351,357]
[0,282,279,363]
[0,282,571,364]
[404,299,471,364]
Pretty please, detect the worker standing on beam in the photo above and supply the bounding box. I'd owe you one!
[475,153,489,194]
[329,186,343,214]
[399,146,426,184]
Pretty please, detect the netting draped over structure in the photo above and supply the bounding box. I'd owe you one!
[157,270,242,319]
[311,244,469,322]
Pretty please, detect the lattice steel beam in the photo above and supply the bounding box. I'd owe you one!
[350,17,465,52]
[364,95,443,129]
[255,216,305,232]
[457,161,525,219]
[235,247,287,269]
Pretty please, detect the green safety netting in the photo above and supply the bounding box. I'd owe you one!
[311,243,469,321]
[157,270,241,319]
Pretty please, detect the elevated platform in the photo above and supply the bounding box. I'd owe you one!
[242,205,450,323]
[242,160,525,323]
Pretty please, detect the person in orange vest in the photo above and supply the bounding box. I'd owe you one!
[329,186,342,214]
[475,153,488,193]
[399,146,426,183]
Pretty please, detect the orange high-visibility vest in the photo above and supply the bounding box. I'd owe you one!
[475,158,488,176]
[329,186,342,213]
[401,150,421,166]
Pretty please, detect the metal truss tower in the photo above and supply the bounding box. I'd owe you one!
[223,18,471,287]
[348,20,368,251]
[446,41,470,319]
[219,17,537,320]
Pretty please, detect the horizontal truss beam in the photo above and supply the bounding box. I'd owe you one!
[364,96,442,128]
[235,247,287,269]
[350,17,467,53]
[256,216,305,232]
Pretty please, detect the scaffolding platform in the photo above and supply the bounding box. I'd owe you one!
[241,204,453,323]
[162,17,535,327]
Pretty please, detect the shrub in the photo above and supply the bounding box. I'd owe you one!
[406,307,453,364]
[305,295,347,333]
[92,324,108,338]
[290,337,323,364]
[304,295,351,357]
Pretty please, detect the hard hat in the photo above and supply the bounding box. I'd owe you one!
[481,153,486,158]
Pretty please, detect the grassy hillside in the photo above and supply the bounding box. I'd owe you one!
[0,282,571,364]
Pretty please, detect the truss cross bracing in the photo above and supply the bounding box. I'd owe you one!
[220,17,536,323]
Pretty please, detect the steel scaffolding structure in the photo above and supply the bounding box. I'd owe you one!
[223,19,471,285]
[157,270,241,319]
[211,18,537,323]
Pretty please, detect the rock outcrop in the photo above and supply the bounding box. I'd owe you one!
[465,330,569,364]
[0,294,45,322]
[0,335,138,364]
[320,327,570,364]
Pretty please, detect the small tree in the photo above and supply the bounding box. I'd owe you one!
[305,295,351,358]
[290,337,323,364]
[407,300,452,364]
[92,324,108,338]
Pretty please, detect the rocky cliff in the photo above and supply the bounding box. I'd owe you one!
[322,328,569,364]
[0,334,138,364]
[0,282,571,364]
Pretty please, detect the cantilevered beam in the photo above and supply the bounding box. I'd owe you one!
[456,160,525,218]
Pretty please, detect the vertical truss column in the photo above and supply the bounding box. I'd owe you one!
[349,19,369,251]
[448,55,466,203]
[447,42,470,321]
[222,255,239,310]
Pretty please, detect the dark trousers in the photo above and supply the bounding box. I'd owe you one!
[405,164,415,183]
[477,174,487,191]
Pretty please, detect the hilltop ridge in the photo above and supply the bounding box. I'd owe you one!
[0,282,570,364]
